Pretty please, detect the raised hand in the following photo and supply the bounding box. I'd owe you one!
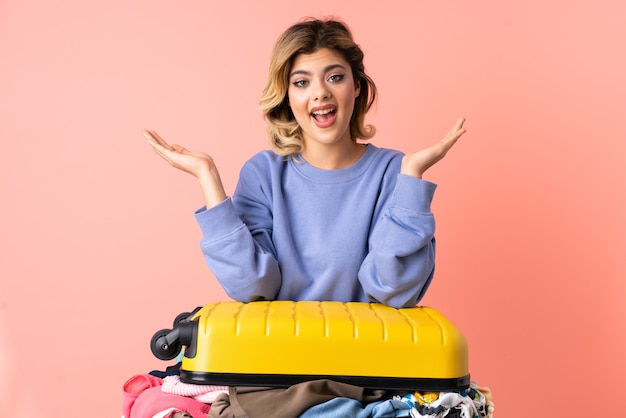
[143,129,215,178]
[144,129,227,208]
[400,118,466,179]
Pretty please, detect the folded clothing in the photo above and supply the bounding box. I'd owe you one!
[122,374,211,418]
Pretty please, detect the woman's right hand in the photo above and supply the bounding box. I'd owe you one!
[144,129,227,208]
[144,129,215,178]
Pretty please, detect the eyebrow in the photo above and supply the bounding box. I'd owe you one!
[289,64,347,78]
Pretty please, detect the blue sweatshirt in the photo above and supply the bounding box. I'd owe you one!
[194,144,437,308]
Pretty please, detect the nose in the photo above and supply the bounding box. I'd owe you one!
[312,80,330,101]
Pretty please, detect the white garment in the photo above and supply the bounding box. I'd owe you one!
[161,375,229,404]
[152,408,180,418]
[409,388,482,418]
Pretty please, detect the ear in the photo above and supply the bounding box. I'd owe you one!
[354,79,361,98]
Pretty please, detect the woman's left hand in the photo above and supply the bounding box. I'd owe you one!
[401,117,466,179]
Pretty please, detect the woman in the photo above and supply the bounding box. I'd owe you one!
[144,18,466,308]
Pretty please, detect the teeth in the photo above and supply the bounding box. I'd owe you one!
[312,108,334,115]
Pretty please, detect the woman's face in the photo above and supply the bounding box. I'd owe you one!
[287,48,360,151]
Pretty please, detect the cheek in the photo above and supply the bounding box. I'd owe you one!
[287,91,308,117]
[342,90,357,114]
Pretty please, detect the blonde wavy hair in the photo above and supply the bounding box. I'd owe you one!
[259,18,377,156]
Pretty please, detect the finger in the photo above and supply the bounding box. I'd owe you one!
[452,127,467,140]
[145,137,160,149]
[444,131,465,148]
[440,128,465,150]
[142,129,156,142]
[451,118,466,133]
[143,129,166,148]
[150,144,178,166]
[445,118,466,136]
[445,119,467,141]
[443,128,464,144]
[148,130,174,150]
[171,144,189,154]
[148,129,164,142]
[148,140,168,157]
[145,135,176,158]
[145,134,164,150]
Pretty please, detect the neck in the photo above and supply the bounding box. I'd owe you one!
[301,141,367,170]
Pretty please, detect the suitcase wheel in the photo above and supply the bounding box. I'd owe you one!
[150,328,182,361]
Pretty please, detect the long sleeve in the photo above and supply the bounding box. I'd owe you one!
[358,174,437,308]
[194,194,282,302]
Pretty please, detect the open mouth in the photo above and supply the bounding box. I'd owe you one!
[310,106,337,127]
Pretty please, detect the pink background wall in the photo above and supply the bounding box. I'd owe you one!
[1,1,625,416]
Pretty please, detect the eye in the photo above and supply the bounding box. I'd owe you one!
[292,79,308,88]
[328,74,345,83]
